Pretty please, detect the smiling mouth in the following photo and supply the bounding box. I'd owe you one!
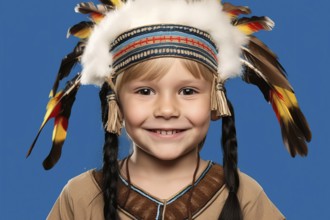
[148,129,184,135]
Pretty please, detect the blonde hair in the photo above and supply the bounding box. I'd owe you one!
[115,57,215,92]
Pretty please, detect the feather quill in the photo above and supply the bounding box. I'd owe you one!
[226,6,312,156]
[242,57,311,156]
[50,42,85,97]
[242,38,311,156]
[27,75,81,169]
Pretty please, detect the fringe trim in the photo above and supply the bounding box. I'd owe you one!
[211,77,231,118]
[106,93,123,135]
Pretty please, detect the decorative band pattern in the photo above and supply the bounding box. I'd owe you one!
[110,24,219,73]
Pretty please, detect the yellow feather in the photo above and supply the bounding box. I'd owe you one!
[274,86,298,107]
[111,0,123,8]
[272,86,300,124]
[237,25,254,35]
[73,28,93,39]
[52,117,67,143]
[40,92,63,127]
[272,94,292,121]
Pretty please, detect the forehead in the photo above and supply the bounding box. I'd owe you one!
[117,57,215,84]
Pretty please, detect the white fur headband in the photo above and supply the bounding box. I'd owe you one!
[81,0,247,86]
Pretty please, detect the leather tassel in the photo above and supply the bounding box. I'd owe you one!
[106,93,123,135]
[211,77,231,118]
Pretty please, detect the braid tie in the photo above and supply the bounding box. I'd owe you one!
[106,92,123,135]
[104,77,123,135]
[211,77,231,118]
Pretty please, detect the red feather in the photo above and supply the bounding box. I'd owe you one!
[222,2,251,20]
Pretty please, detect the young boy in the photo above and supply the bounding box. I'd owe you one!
[28,1,311,219]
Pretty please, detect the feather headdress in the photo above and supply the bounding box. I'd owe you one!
[28,0,311,169]
[80,0,246,85]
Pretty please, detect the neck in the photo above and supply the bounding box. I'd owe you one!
[121,145,209,200]
[127,146,202,181]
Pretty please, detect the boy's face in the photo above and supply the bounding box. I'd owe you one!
[119,59,212,161]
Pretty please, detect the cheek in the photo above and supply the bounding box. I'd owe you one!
[185,97,211,125]
[182,108,211,142]
[195,111,211,131]
[120,98,149,128]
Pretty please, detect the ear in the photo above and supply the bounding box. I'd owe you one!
[211,110,221,121]
[116,96,124,120]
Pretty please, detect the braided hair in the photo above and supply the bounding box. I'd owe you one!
[219,100,242,220]
[99,82,119,220]
[99,63,241,220]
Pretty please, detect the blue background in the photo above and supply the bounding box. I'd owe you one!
[1,0,329,219]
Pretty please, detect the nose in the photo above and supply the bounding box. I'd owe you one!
[153,94,180,119]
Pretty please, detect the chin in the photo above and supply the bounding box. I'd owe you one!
[153,154,182,162]
[147,148,195,162]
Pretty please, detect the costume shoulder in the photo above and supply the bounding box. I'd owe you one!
[65,169,102,198]
[238,171,264,198]
[47,170,104,220]
[238,171,286,220]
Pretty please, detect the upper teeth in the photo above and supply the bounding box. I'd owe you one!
[155,130,179,135]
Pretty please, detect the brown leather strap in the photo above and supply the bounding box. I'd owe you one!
[117,163,225,219]
[92,163,225,219]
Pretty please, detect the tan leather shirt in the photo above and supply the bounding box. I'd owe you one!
[47,163,285,220]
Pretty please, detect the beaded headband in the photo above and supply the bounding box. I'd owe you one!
[27,0,311,169]
[110,24,218,74]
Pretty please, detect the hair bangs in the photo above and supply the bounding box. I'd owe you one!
[116,57,215,92]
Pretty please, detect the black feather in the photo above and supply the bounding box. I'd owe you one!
[50,42,85,97]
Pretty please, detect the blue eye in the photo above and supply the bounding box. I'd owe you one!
[180,88,197,95]
[136,88,154,95]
